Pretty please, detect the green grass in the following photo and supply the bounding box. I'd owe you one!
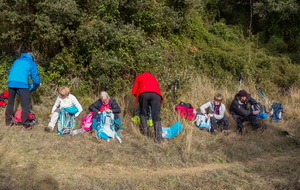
[1,76,300,189]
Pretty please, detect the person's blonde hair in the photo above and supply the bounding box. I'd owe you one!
[99,91,110,100]
[58,86,70,97]
[214,93,223,101]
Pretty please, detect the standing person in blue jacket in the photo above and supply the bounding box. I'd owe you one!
[5,52,40,130]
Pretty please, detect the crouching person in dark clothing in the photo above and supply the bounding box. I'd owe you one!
[229,90,264,134]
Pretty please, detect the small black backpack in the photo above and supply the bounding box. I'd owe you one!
[251,102,267,113]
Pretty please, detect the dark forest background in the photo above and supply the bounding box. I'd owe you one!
[1,0,300,97]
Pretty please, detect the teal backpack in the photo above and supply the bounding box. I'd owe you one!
[193,114,211,131]
[57,106,78,135]
[96,112,122,143]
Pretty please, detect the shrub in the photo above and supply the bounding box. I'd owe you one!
[265,35,288,53]
[208,21,242,41]
[0,54,13,90]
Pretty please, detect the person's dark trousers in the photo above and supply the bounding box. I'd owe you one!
[6,88,30,128]
[140,115,148,136]
[235,115,261,131]
[210,116,229,131]
[5,88,16,125]
[139,92,162,142]
[248,115,261,129]
[139,92,161,122]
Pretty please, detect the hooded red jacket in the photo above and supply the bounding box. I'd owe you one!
[131,72,163,105]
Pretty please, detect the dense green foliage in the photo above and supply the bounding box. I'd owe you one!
[0,0,299,96]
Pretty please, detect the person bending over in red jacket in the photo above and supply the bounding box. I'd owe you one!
[132,72,164,143]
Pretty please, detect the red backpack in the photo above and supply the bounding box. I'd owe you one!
[13,109,37,126]
[175,102,196,121]
[0,91,9,108]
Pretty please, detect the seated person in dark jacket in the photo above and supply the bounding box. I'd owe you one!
[89,91,122,132]
[229,90,264,133]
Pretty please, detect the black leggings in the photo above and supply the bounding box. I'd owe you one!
[139,92,161,122]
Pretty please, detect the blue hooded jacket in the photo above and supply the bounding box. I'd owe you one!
[7,53,40,92]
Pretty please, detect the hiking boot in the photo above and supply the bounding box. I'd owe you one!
[211,128,218,133]
[140,116,148,136]
[154,121,163,143]
[241,127,247,135]
[22,126,32,131]
[222,130,231,134]
[45,126,54,132]
[5,121,13,127]
[5,109,14,126]
[155,136,164,144]
[90,129,97,137]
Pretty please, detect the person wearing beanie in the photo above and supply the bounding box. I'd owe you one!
[5,52,40,130]
[229,90,264,134]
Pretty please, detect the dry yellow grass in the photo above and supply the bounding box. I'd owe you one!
[0,75,300,189]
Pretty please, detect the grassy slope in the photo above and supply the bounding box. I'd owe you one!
[1,75,300,190]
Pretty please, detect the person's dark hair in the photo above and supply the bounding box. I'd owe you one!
[237,90,250,97]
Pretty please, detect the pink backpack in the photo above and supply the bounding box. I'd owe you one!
[175,102,195,121]
[80,112,94,131]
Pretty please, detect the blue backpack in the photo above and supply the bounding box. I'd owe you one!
[193,114,211,131]
[270,103,283,122]
[96,112,122,143]
[57,106,78,135]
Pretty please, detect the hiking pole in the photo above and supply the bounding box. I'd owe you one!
[168,84,174,104]
[256,86,268,101]
[255,86,272,109]
[282,131,300,146]
[238,72,243,90]
[168,79,180,104]
[173,79,179,103]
